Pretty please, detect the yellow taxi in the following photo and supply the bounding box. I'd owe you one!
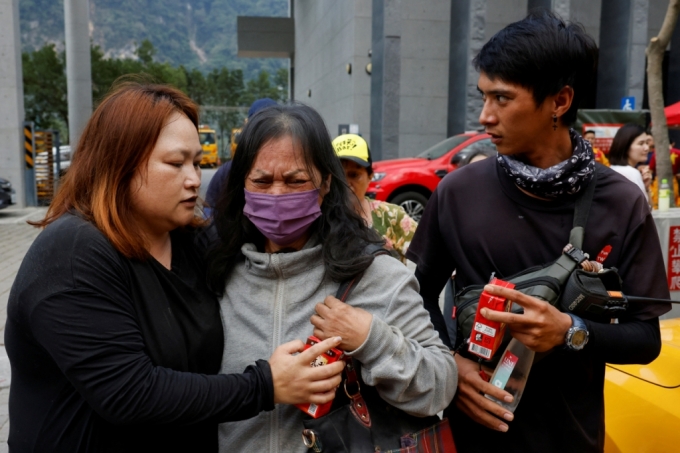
[199,125,219,168]
[604,318,680,452]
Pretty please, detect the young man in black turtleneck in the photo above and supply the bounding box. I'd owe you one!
[407,10,670,453]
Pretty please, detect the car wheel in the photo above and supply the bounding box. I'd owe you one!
[389,192,428,222]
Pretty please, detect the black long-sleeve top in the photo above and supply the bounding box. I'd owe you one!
[407,159,671,453]
[5,213,274,452]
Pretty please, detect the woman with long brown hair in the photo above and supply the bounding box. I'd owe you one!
[5,82,344,452]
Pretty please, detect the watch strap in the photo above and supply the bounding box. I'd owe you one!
[564,313,589,351]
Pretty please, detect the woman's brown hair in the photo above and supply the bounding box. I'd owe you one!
[34,81,200,260]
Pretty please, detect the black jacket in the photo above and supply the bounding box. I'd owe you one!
[5,213,274,452]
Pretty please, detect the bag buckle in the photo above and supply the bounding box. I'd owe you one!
[563,244,589,264]
[302,429,323,452]
[343,379,361,398]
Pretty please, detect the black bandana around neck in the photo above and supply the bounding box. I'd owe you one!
[496,128,595,199]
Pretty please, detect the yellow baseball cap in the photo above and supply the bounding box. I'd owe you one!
[332,134,372,168]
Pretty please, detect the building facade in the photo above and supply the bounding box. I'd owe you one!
[241,0,680,160]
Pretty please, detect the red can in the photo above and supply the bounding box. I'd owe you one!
[295,336,345,418]
[468,278,515,360]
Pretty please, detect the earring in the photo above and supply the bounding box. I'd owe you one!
[552,114,558,131]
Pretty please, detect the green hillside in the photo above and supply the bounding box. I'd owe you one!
[19,0,289,78]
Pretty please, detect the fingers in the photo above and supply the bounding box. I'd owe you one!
[310,313,325,330]
[481,309,522,325]
[307,388,339,405]
[297,336,343,363]
[314,302,331,319]
[323,295,343,307]
[305,368,343,393]
[455,396,510,432]
[456,378,514,431]
[303,360,345,381]
[483,285,537,310]
[312,327,327,341]
[275,339,305,355]
[455,355,513,432]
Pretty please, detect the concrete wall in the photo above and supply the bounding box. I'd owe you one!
[295,0,452,158]
[0,0,25,207]
[294,0,372,143]
[487,0,527,40]
[398,0,450,157]
[292,0,675,156]
[570,0,602,45]
[647,0,667,43]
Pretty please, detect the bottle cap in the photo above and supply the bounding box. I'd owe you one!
[662,178,668,183]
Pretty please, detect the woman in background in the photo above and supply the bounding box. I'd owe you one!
[332,133,418,262]
[608,123,651,201]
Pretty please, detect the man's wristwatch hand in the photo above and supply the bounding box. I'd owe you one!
[564,313,589,351]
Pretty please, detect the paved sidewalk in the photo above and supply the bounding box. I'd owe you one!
[0,206,47,452]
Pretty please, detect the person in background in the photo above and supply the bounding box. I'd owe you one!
[648,136,680,175]
[208,104,456,452]
[204,98,278,217]
[583,129,610,166]
[457,140,497,167]
[648,136,680,208]
[608,123,651,201]
[332,133,418,263]
[5,83,344,452]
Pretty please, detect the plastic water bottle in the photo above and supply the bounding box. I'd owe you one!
[484,338,535,412]
[659,178,670,211]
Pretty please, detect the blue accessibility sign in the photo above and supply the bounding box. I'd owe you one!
[621,96,635,111]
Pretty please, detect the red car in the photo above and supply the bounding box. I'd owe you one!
[367,133,493,221]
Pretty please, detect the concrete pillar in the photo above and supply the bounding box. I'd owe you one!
[527,0,574,20]
[447,0,486,135]
[64,0,93,151]
[527,0,552,11]
[627,0,649,105]
[370,0,402,161]
[551,0,571,19]
[0,0,26,207]
[527,0,570,18]
[596,0,649,109]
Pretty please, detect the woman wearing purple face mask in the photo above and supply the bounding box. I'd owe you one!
[206,103,457,453]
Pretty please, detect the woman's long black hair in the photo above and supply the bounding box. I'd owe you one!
[206,103,383,295]
[608,123,647,166]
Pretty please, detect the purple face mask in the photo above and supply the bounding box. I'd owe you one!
[243,188,322,245]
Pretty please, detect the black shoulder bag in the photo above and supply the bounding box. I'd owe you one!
[301,249,457,453]
[451,168,626,361]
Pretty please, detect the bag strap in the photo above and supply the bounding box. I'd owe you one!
[569,167,598,249]
[549,168,599,281]
[333,246,390,428]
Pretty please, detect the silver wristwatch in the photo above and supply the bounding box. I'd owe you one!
[564,313,589,351]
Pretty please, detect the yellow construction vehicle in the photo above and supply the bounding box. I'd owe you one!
[198,125,219,168]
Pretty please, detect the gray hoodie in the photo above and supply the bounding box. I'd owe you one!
[218,240,457,453]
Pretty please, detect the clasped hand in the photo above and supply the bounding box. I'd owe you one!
[269,336,345,405]
[310,295,373,352]
[454,284,573,432]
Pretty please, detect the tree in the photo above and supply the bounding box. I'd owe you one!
[647,0,680,206]
[22,44,67,131]
[22,39,273,148]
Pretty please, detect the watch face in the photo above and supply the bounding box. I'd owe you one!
[571,330,588,347]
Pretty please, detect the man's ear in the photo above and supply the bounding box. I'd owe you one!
[553,85,575,119]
